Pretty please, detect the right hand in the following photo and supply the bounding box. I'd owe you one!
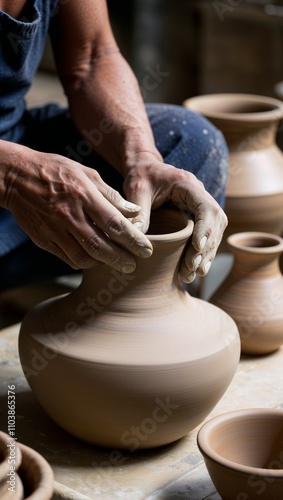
[3,146,153,272]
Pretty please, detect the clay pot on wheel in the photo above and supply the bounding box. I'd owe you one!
[19,208,240,449]
[183,93,283,248]
[210,231,283,355]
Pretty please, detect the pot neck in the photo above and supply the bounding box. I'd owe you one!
[228,233,283,278]
[79,209,194,299]
[213,120,278,152]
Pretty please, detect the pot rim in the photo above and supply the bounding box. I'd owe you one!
[146,208,194,242]
[0,431,22,482]
[183,93,283,123]
[226,231,283,253]
[18,442,54,499]
[197,408,283,477]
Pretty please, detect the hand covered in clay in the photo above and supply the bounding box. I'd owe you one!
[2,145,153,272]
[123,153,228,283]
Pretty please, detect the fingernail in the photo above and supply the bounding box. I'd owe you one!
[204,261,211,275]
[133,221,143,231]
[122,263,136,273]
[192,255,202,270]
[199,236,207,250]
[139,247,153,258]
[123,201,141,211]
[186,271,196,283]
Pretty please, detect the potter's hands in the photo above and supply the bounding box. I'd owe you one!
[3,147,153,271]
[123,154,228,283]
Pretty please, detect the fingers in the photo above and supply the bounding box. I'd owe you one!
[179,237,216,284]
[122,173,153,234]
[88,169,142,218]
[87,166,153,235]
[164,170,227,284]
[84,185,153,252]
[130,192,152,235]
[72,222,151,273]
[40,205,153,273]
[179,207,227,284]
[37,224,149,273]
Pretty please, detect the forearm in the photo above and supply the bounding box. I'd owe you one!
[0,140,27,209]
[63,51,163,176]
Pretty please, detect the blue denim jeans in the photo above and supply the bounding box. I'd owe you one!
[0,102,229,289]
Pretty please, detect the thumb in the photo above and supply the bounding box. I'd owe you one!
[124,183,153,235]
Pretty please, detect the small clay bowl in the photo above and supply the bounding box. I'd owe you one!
[0,473,24,499]
[18,442,54,500]
[0,431,22,483]
[197,408,283,500]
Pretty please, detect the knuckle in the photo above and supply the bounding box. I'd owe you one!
[87,167,102,184]
[85,235,102,256]
[106,187,122,205]
[106,215,125,236]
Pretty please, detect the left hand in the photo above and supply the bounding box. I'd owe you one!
[123,153,228,284]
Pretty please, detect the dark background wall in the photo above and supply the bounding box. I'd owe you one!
[41,0,283,106]
[106,0,283,105]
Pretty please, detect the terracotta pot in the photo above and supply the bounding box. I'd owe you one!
[18,442,54,500]
[0,431,53,499]
[210,231,283,355]
[0,431,22,483]
[18,208,240,449]
[0,473,24,500]
[197,408,283,500]
[183,93,283,248]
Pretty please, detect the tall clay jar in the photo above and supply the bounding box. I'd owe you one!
[210,231,283,355]
[183,94,283,247]
[18,208,240,449]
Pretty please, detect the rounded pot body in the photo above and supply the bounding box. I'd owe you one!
[210,232,283,355]
[184,94,283,247]
[19,208,240,449]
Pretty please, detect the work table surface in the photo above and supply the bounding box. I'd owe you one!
[1,322,283,500]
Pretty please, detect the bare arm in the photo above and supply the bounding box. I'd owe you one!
[50,0,160,172]
[0,139,153,272]
[49,0,227,282]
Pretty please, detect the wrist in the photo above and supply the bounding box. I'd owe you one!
[121,128,163,176]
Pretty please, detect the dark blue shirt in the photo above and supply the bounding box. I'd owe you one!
[0,0,59,256]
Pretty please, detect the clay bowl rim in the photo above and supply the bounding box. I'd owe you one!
[18,441,54,499]
[183,93,283,123]
[197,408,283,478]
[146,208,194,243]
[0,431,22,482]
[226,231,283,254]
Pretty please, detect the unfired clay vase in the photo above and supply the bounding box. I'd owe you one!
[210,231,283,355]
[18,208,240,449]
[183,93,283,246]
[197,408,283,500]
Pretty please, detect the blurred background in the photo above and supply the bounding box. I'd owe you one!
[30,0,283,106]
[7,0,283,323]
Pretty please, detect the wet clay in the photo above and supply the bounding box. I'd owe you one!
[19,208,240,449]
